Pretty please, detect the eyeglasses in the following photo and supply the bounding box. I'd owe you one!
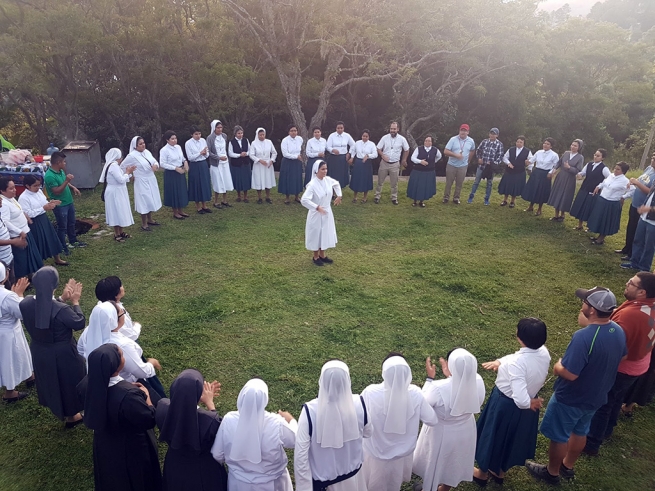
[627,279,643,289]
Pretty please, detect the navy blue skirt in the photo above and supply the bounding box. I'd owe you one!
[163,169,189,208]
[230,164,252,192]
[570,190,597,221]
[305,157,320,187]
[327,154,349,187]
[521,168,551,205]
[278,158,303,195]
[407,169,437,201]
[12,232,44,278]
[475,386,540,474]
[587,196,623,236]
[187,159,212,202]
[30,213,63,260]
[349,158,373,192]
[498,172,526,197]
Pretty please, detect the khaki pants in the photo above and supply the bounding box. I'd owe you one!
[375,161,400,200]
[444,164,467,200]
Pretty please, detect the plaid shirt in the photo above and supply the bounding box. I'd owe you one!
[475,138,504,167]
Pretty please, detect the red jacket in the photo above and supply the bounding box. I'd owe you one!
[611,298,655,376]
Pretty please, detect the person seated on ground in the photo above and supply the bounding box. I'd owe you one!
[360,353,439,491]
[0,261,34,403]
[80,343,162,491]
[294,360,372,491]
[157,369,228,491]
[211,378,297,491]
[473,318,551,486]
[412,349,486,491]
[95,276,166,398]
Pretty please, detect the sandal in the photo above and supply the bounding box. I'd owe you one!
[412,203,417,207]
[420,203,426,208]
[509,202,515,208]
[294,198,301,203]
[352,198,358,203]
[174,215,185,220]
[243,198,249,203]
[573,226,583,230]
[534,211,542,216]
[147,221,161,226]
[141,226,151,232]
[361,199,367,203]
[265,198,273,204]
[284,201,290,205]
[222,202,232,207]
[500,201,507,206]
[236,197,242,202]
[114,235,125,243]
[121,233,132,239]
[180,212,190,217]
[257,198,263,204]
[54,260,69,266]
[213,203,223,209]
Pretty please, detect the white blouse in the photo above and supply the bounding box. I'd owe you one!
[228,139,250,159]
[106,162,131,186]
[353,140,377,160]
[185,137,208,162]
[17,189,48,218]
[579,162,611,179]
[121,149,159,179]
[214,136,227,159]
[528,149,559,172]
[598,173,630,201]
[0,197,29,237]
[502,147,533,165]
[326,132,356,155]
[249,139,278,164]
[110,331,156,382]
[306,137,327,158]
[411,146,443,164]
[281,136,303,160]
[494,346,551,410]
[159,144,186,170]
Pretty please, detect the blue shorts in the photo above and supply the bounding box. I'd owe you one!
[539,394,597,444]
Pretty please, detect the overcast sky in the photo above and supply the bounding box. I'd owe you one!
[539,0,599,16]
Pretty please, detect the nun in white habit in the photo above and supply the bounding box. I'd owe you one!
[100,148,135,242]
[300,160,342,266]
[360,355,439,491]
[412,349,486,491]
[76,301,116,362]
[294,360,373,491]
[207,120,234,208]
[0,266,32,402]
[120,136,162,231]
[211,378,297,491]
[249,128,277,204]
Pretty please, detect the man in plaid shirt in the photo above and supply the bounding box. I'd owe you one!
[468,128,504,205]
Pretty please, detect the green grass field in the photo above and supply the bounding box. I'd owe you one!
[0,175,653,491]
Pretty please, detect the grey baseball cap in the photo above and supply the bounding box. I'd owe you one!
[490,128,499,135]
[575,287,617,313]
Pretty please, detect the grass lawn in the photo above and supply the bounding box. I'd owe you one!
[0,174,653,491]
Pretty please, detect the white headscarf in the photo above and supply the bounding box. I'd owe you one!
[99,148,122,183]
[316,360,359,449]
[84,302,118,360]
[231,378,269,464]
[381,356,414,434]
[211,120,222,134]
[254,127,266,141]
[447,348,481,416]
[129,136,141,153]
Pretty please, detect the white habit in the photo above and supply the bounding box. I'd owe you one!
[412,349,486,491]
[101,148,134,227]
[301,162,342,251]
[0,273,32,391]
[250,129,277,190]
[121,137,162,214]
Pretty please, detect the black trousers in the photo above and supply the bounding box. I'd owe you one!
[622,205,640,255]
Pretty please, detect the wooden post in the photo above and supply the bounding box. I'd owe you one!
[640,118,655,169]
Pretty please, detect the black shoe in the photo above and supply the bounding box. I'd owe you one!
[221,202,232,207]
[313,258,324,266]
[453,199,460,204]
[621,255,630,260]
[582,445,599,457]
[525,461,560,485]
[391,200,399,205]
[320,256,333,264]
[197,209,206,214]
[257,199,263,204]
[2,391,29,403]
[265,198,273,204]
[614,249,627,254]
[213,203,223,209]
[442,198,449,203]
[374,198,380,204]
[202,208,212,213]
[472,475,488,487]
[25,378,36,388]
[72,241,87,248]
[559,463,575,480]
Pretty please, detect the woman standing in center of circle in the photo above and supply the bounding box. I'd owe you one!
[279,124,304,205]
[250,127,277,204]
[349,130,377,203]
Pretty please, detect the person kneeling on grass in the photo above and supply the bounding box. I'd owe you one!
[525,286,626,485]
[473,318,550,486]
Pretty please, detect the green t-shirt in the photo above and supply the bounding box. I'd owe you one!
[44,168,73,206]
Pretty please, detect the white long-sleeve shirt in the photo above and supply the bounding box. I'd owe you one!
[494,346,551,410]
[411,146,442,164]
[598,173,630,201]
[578,161,610,179]
[528,149,559,172]
[306,137,327,158]
[0,197,29,237]
[353,140,378,160]
[17,189,49,218]
[281,135,303,160]
[185,137,208,162]
[159,144,186,170]
[326,132,355,156]
[110,331,156,382]
[249,139,278,164]
[228,138,250,159]
[502,147,533,165]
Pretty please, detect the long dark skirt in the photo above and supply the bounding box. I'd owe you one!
[624,350,655,406]
[12,232,43,278]
[547,170,577,212]
[521,168,551,205]
[498,172,526,197]
[407,169,437,201]
[163,170,189,208]
[30,213,63,260]
[587,196,623,236]
[187,159,212,202]
[349,158,374,192]
[163,448,227,491]
[475,386,540,474]
[570,190,597,221]
[305,157,320,187]
[327,154,350,187]
[230,164,252,192]
[278,158,303,195]
[31,339,86,420]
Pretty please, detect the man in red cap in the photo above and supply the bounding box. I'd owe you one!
[443,124,476,204]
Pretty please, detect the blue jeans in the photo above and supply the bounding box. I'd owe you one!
[630,218,655,271]
[52,203,77,251]
[586,372,637,451]
[469,166,493,202]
